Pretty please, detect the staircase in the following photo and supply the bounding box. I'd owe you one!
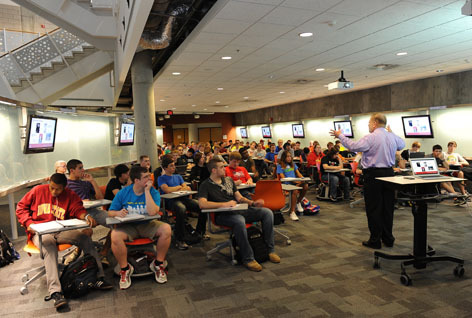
[0,28,113,104]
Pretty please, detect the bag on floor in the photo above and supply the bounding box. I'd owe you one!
[301,198,320,216]
[232,226,269,264]
[127,250,156,275]
[184,223,202,245]
[0,229,20,267]
[273,212,285,225]
[60,254,98,298]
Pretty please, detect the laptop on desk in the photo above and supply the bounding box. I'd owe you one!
[409,152,425,159]
[410,158,449,179]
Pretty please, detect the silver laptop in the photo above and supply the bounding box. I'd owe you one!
[410,158,449,179]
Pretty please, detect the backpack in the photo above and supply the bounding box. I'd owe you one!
[59,254,98,298]
[232,226,269,264]
[184,223,202,245]
[0,229,20,267]
[301,198,320,216]
[273,212,285,225]
[127,250,156,275]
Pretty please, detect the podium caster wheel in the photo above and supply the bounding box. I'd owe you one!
[20,287,28,295]
[400,273,411,286]
[373,258,380,269]
[454,265,464,278]
[286,240,292,245]
[22,274,28,282]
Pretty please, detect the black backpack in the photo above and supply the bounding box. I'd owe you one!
[127,250,156,275]
[232,226,269,264]
[0,229,19,267]
[184,223,202,245]
[59,254,98,298]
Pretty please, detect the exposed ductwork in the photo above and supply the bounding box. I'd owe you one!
[138,3,190,50]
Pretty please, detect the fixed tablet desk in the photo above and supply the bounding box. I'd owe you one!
[374,175,466,286]
[160,190,197,218]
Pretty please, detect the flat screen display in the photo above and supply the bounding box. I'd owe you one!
[24,114,57,154]
[334,120,354,138]
[261,126,271,138]
[240,127,248,139]
[402,115,434,138]
[292,124,305,138]
[119,122,135,146]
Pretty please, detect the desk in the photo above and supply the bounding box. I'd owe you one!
[106,214,160,225]
[317,168,350,200]
[280,177,311,183]
[237,183,256,190]
[83,199,112,209]
[374,175,465,285]
[281,184,302,212]
[160,191,197,217]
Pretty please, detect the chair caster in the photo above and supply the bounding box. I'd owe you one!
[454,265,465,278]
[20,287,28,295]
[231,260,238,266]
[286,240,291,245]
[373,257,380,269]
[22,274,28,282]
[400,273,411,286]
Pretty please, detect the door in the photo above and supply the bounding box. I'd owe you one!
[210,127,222,141]
[173,128,188,145]
[198,128,211,143]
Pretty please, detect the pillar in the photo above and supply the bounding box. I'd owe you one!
[188,123,198,143]
[131,51,159,169]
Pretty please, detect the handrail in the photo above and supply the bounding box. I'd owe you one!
[0,27,61,59]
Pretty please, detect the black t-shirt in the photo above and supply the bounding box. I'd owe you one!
[294,149,302,157]
[320,156,340,174]
[189,164,210,182]
[239,158,255,172]
[176,156,187,166]
[401,149,409,161]
[434,157,446,168]
[198,177,237,203]
[104,177,126,201]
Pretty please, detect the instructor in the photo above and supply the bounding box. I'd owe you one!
[330,113,405,249]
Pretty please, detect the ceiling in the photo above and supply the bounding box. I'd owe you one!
[152,0,472,115]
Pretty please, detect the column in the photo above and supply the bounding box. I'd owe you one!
[188,123,198,143]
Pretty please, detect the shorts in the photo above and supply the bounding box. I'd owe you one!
[87,208,108,227]
[114,220,166,241]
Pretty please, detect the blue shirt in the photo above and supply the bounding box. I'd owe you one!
[157,174,185,194]
[338,127,405,168]
[109,185,160,215]
[265,152,276,162]
[277,163,298,181]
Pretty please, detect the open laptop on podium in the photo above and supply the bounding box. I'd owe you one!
[410,157,449,179]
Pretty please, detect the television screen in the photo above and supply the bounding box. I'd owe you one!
[334,120,354,138]
[240,127,248,139]
[119,122,135,146]
[402,115,434,138]
[24,114,57,154]
[261,126,271,138]
[292,124,305,138]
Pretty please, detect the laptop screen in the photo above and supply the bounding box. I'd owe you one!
[410,158,439,176]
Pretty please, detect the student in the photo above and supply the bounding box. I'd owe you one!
[213,144,227,163]
[198,158,280,272]
[401,141,421,161]
[320,148,351,202]
[247,142,257,157]
[275,139,284,153]
[158,155,208,249]
[54,160,67,174]
[444,141,469,167]
[105,164,130,201]
[265,143,277,165]
[109,166,171,289]
[293,141,303,157]
[276,151,308,221]
[239,148,259,182]
[277,142,294,160]
[140,155,152,173]
[225,151,254,198]
[16,173,112,309]
[323,142,334,155]
[254,143,270,176]
[189,152,210,184]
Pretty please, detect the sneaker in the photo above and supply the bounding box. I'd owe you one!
[201,233,211,241]
[176,240,189,250]
[63,247,80,265]
[51,292,68,309]
[268,253,281,263]
[119,264,134,290]
[296,202,304,212]
[150,260,168,284]
[245,260,262,272]
[289,212,299,221]
[94,277,113,290]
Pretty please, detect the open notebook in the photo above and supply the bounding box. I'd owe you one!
[30,219,88,233]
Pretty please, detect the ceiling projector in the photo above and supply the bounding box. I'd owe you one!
[462,0,472,15]
[328,70,353,91]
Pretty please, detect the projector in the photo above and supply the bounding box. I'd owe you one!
[462,0,472,16]
[327,70,353,91]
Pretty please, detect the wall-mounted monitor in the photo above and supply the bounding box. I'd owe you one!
[402,115,434,138]
[24,114,58,154]
[119,122,135,146]
[261,126,271,138]
[292,124,305,138]
[240,127,248,139]
[334,120,354,138]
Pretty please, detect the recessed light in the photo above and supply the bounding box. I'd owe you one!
[224,106,229,108]
[203,108,207,110]
[172,107,176,110]
[191,104,196,107]
[172,72,181,75]
[215,101,220,104]
[396,52,407,56]
[243,96,249,99]
[299,32,313,37]
[323,84,329,87]
[279,91,285,94]
[221,56,232,60]
[159,99,166,102]
[217,87,224,90]
[436,69,444,73]
[315,68,325,72]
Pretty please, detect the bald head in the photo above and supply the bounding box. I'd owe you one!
[368,113,387,133]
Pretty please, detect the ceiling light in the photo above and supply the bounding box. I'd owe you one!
[164,114,170,119]
[279,91,285,94]
[194,114,200,119]
[191,104,196,107]
[172,107,176,110]
[315,68,325,72]
[158,116,164,121]
[217,87,224,90]
[243,96,249,99]
[215,101,220,104]
[172,72,181,75]
[159,99,165,102]
[396,52,407,56]
[221,56,232,60]
[224,106,229,108]
[203,108,207,110]
[299,32,313,37]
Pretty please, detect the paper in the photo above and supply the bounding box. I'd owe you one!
[57,219,88,227]
[30,221,63,233]
[115,214,146,222]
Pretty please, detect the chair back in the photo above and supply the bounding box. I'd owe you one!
[316,161,324,182]
[99,185,107,197]
[252,180,285,211]
[23,238,72,256]
[350,161,362,187]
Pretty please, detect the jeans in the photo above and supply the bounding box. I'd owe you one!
[167,197,207,240]
[215,207,274,264]
[322,173,350,198]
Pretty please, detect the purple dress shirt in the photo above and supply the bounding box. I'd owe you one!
[338,127,405,168]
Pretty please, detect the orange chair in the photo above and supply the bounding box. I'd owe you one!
[99,185,107,197]
[112,238,156,277]
[20,239,74,295]
[252,180,291,245]
[349,161,364,208]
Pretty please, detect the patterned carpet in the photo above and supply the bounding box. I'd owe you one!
[1,191,472,317]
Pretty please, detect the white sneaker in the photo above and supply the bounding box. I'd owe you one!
[150,260,168,284]
[296,202,303,212]
[119,263,134,290]
[290,212,299,221]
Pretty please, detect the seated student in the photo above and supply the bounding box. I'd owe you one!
[54,160,67,174]
[444,141,469,193]
[293,141,303,157]
[277,142,294,160]
[212,144,227,163]
[181,148,195,169]
[265,143,277,164]
[401,141,421,161]
[140,155,152,173]
[321,148,351,202]
[225,151,254,198]
[189,152,210,184]
[275,139,284,153]
[247,142,257,157]
[174,148,187,167]
[253,143,270,176]
[323,142,334,155]
[105,164,130,202]
[158,155,208,249]
[16,173,112,309]
[239,148,259,181]
[109,166,171,289]
[276,151,308,221]
[198,158,280,271]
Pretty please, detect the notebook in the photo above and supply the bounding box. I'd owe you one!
[410,158,449,179]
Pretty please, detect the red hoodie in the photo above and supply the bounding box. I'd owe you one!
[16,184,87,236]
